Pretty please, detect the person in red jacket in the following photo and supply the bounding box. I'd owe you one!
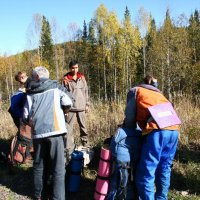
[63,60,90,147]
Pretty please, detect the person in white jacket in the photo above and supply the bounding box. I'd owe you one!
[23,66,73,200]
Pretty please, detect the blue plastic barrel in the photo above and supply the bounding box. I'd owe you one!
[67,150,84,192]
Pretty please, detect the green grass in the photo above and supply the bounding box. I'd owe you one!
[169,190,200,200]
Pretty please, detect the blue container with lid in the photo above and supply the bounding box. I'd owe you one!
[67,150,84,192]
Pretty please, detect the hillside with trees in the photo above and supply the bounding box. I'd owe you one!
[0,4,199,101]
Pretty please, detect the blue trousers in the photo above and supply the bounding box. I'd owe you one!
[33,135,65,200]
[106,162,129,200]
[136,130,178,200]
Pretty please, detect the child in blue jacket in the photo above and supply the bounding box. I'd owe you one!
[8,71,27,128]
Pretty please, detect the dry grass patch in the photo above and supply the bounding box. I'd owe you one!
[0,96,200,199]
[174,96,200,144]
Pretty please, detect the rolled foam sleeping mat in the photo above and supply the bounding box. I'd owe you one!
[94,145,111,200]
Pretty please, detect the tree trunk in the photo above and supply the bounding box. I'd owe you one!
[123,53,126,97]
[38,48,41,65]
[103,57,107,101]
[128,59,131,89]
[166,48,172,101]
[10,64,14,95]
[113,51,116,102]
[54,46,59,80]
[98,63,101,100]
[102,43,107,101]
[6,76,10,101]
[126,53,129,93]
[161,61,164,93]
[143,39,146,77]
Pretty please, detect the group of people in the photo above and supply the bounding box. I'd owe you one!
[9,60,89,200]
[8,61,180,200]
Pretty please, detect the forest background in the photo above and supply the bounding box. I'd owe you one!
[0,4,200,200]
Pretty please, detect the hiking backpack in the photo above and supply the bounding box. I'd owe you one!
[106,126,142,200]
[8,123,33,165]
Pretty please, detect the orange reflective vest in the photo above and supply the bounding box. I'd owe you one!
[136,87,179,134]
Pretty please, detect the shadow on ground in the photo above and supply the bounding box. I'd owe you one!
[0,138,101,199]
[170,142,200,195]
[1,137,200,198]
[175,142,200,164]
[66,177,96,199]
[0,138,33,198]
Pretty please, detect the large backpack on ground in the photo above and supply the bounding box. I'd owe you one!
[106,127,142,200]
[8,123,33,165]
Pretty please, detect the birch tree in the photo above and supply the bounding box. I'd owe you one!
[119,7,142,95]
[26,13,42,65]
[136,7,151,77]
[94,4,109,100]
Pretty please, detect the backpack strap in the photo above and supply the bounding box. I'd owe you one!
[117,135,139,144]
[9,133,33,165]
[115,160,130,200]
[115,135,138,153]
[100,157,111,163]
[117,160,130,169]
[95,190,107,197]
[97,175,110,180]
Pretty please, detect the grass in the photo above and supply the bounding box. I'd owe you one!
[0,96,200,199]
[168,191,200,200]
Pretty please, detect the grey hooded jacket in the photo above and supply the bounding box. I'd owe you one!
[23,80,73,139]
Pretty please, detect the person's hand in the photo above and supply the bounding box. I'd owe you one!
[152,78,157,83]
[151,78,158,88]
[63,77,69,87]
[85,105,89,113]
[62,105,71,115]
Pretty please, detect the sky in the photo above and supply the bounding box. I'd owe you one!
[0,0,199,56]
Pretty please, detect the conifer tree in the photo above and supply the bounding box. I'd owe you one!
[124,6,130,21]
[88,19,99,98]
[39,16,54,74]
[79,20,89,84]
[120,6,142,95]
[82,20,88,42]
[188,9,200,64]
[145,16,157,74]
[187,10,200,93]
[88,19,96,44]
[81,20,88,61]
[146,17,156,50]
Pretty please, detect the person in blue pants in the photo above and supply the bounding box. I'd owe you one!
[136,130,178,200]
[124,75,180,200]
